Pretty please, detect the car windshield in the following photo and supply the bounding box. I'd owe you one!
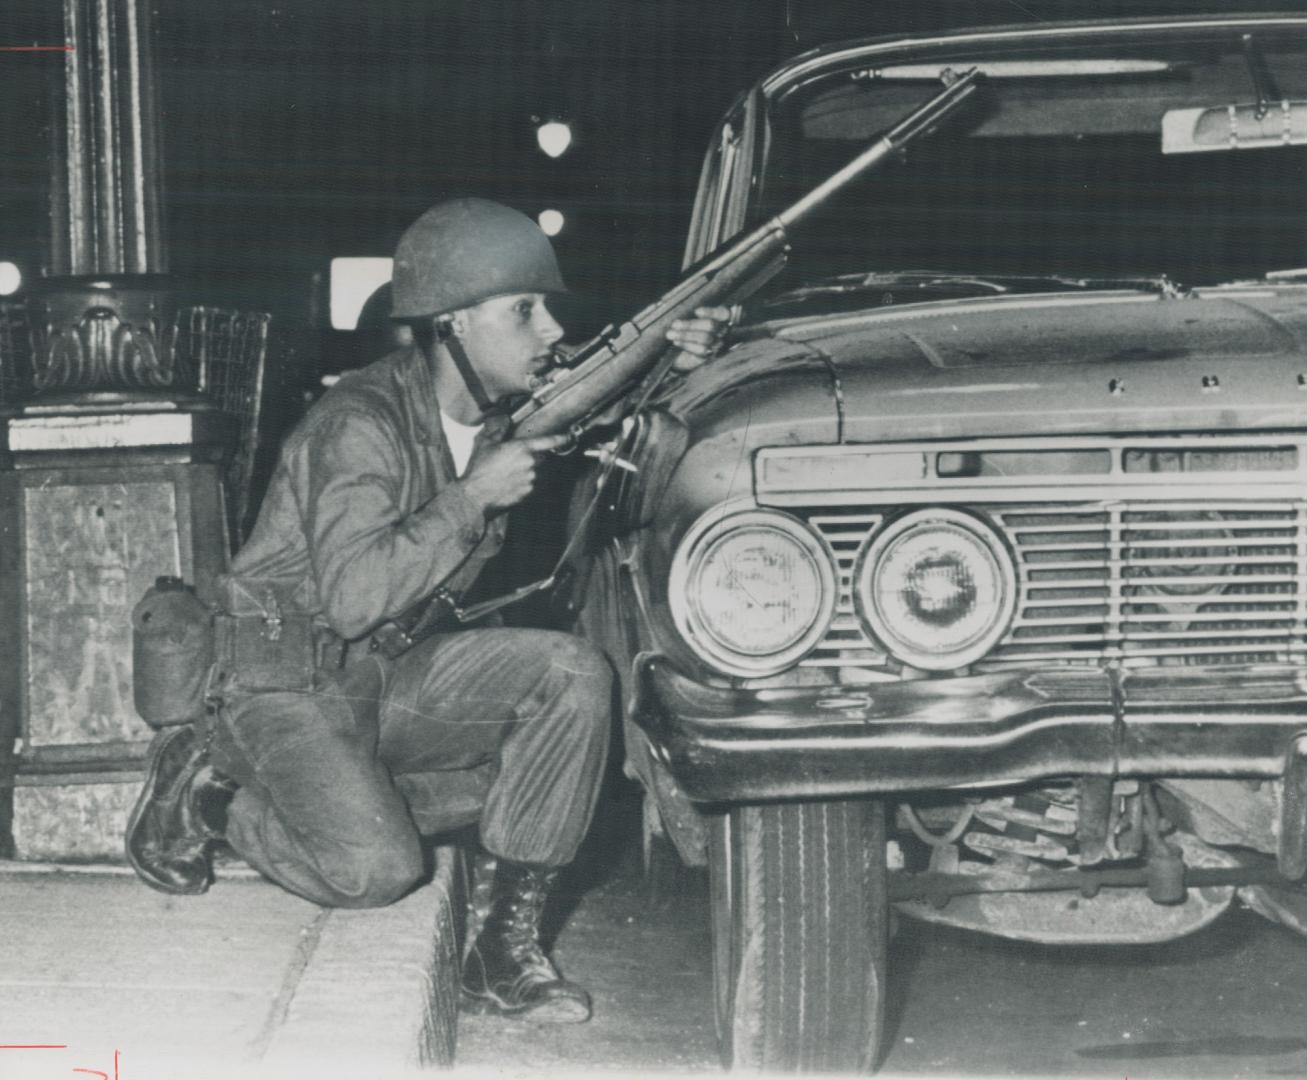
[752,27,1307,311]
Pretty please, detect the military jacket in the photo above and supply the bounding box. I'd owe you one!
[221,346,507,641]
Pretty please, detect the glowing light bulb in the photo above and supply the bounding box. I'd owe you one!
[538,209,565,237]
[0,262,21,296]
[536,121,573,158]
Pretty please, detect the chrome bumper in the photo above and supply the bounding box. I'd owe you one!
[636,657,1307,804]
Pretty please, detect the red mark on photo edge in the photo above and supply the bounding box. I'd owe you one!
[0,45,74,52]
[0,1046,120,1078]
[73,1048,121,1079]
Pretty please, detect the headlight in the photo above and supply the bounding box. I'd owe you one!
[670,509,837,677]
[855,508,1015,671]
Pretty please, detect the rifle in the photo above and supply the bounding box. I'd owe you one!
[511,67,983,440]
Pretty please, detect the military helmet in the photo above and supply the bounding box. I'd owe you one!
[390,197,567,319]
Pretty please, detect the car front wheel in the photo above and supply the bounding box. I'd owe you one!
[709,798,888,1073]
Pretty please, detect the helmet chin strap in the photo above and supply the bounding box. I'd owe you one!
[439,324,496,419]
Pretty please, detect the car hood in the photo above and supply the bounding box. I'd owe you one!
[663,285,1307,444]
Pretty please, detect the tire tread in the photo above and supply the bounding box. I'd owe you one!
[722,798,887,1073]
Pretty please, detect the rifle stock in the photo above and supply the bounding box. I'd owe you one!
[511,67,981,439]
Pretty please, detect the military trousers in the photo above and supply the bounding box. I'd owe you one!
[210,628,612,908]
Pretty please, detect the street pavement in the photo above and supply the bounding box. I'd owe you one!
[10,794,1306,1080]
[0,852,460,1080]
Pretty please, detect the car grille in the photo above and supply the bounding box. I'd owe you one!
[804,501,1307,670]
[804,511,887,668]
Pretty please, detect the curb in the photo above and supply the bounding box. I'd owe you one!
[260,845,462,1070]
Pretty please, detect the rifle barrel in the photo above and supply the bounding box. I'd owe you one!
[778,68,981,230]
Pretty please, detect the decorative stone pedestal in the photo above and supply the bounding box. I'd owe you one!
[1,420,231,858]
[0,280,269,860]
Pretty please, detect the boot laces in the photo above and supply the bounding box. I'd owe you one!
[499,873,558,978]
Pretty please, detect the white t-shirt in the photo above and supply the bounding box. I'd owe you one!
[440,410,484,477]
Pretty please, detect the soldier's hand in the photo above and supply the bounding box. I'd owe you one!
[666,306,734,373]
[461,433,570,516]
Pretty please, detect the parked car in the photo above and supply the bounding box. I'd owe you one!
[563,11,1307,1074]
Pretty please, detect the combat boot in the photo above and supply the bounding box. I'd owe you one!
[124,725,237,895]
[461,859,591,1023]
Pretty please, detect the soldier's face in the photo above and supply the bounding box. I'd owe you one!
[457,292,564,400]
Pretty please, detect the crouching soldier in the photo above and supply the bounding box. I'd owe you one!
[123,197,729,1023]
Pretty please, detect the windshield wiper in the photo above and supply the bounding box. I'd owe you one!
[772,271,1012,298]
[1073,275,1193,299]
[853,60,1182,81]
[767,271,1193,304]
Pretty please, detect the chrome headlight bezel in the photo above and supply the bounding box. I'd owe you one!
[854,507,1017,671]
[670,508,838,678]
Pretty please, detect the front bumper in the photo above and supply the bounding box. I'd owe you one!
[636,657,1307,804]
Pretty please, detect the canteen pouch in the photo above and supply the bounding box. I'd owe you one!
[213,608,317,693]
[132,576,216,728]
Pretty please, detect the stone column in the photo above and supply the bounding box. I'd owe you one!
[49,0,166,277]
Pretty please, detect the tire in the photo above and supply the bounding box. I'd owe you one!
[709,799,888,1074]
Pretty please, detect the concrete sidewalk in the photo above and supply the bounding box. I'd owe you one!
[0,850,460,1080]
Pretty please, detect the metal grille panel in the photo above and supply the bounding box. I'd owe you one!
[805,511,886,667]
[0,301,31,406]
[173,306,271,546]
[803,501,1307,670]
[994,502,1306,667]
